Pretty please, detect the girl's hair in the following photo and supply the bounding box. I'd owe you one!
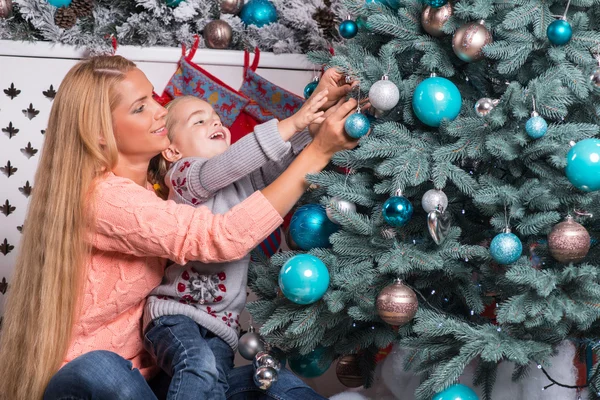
[0,55,136,400]
[148,95,197,200]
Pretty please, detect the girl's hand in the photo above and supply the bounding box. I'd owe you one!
[310,68,356,110]
[290,89,328,132]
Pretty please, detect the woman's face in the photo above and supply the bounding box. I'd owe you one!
[111,68,169,163]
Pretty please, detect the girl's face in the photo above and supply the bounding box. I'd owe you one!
[164,97,231,161]
[111,68,169,163]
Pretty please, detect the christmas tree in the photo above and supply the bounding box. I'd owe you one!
[247,0,600,399]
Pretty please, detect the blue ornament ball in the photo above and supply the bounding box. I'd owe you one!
[433,384,479,400]
[425,0,448,7]
[547,19,572,46]
[412,77,462,127]
[47,0,72,7]
[289,204,339,250]
[565,138,600,192]
[344,113,370,139]
[382,196,413,227]
[289,347,331,378]
[339,19,358,39]
[240,0,278,27]
[525,115,548,139]
[490,232,523,264]
[304,80,319,100]
[279,254,330,305]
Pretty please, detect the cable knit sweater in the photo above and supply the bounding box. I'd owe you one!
[145,119,311,350]
[63,173,283,379]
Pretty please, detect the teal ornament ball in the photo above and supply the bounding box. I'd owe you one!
[566,138,600,192]
[289,204,339,250]
[425,0,448,7]
[433,384,479,400]
[412,77,462,127]
[279,254,330,305]
[339,19,358,39]
[547,19,572,45]
[240,0,277,27]
[304,80,319,99]
[525,115,548,139]
[490,232,522,264]
[382,196,413,227]
[289,347,331,378]
[47,0,72,6]
[344,113,370,139]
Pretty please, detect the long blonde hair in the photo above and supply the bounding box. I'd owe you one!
[0,55,136,400]
[148,95,197,200]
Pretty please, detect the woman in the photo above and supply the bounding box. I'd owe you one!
[0,56,357,400]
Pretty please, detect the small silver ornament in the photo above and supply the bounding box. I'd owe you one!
[203,20,233,49]
[253,351,282,372]
[220,0,244,14]
[474,97,499,117]
[427,206,451,245]
[368,75,400,111]
[326,197,357,224]
[591,67,600,88]
[421,189,448,214]
[238,326,265,360]
[0,0,12,19]
[253,366,278,390]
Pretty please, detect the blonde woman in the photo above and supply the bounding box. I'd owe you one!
[0,56,356,400]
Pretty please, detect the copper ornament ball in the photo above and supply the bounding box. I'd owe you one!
[421,3,452,37]
[0,0,13,19]
[548,216,590,264]
[452,20,493,62]
[376,280,418,326]
[336,355,363,388]
[203,20,233,49]
[220,0,244,14]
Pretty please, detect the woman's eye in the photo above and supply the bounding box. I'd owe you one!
[133,105,145,114]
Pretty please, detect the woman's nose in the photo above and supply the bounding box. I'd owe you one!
[155,103,168,120]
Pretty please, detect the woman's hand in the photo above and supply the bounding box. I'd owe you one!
[310,98,360,157]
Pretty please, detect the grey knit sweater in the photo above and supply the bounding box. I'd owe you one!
[144,119,311,350]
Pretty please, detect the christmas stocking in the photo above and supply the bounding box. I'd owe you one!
[154,36,263,143]
[239,48,305,121]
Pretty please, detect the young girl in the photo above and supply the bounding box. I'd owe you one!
[144,91,331,399]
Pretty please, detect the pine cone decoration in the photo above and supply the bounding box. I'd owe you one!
[313,6,336,34]
[71,0,94,18]
[54,7,77,29]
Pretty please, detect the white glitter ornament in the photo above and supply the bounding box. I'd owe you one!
[368,75,400,111]
[421,189,448,213]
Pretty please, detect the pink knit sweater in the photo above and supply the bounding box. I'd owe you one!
[63,173,282,378]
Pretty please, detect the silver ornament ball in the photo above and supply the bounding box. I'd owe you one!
[253,351,282,372]
[474,97,499,117]
[591,67,600,88]
[368,76,400,111]
[0,0,12,19]
[326,197,357,224]
[238,328,265,360]
[220,0,244,14]
[203,20,233,49]
[421,189,448,213]
[253,366,278,390]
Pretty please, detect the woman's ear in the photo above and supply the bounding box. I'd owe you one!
[163,144,182,163]
[99,134,107,146]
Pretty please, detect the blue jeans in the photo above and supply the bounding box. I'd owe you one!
[143,315,234,400]
[44,351,327,400]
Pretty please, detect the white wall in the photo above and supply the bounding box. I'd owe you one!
[0,40,350,397]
